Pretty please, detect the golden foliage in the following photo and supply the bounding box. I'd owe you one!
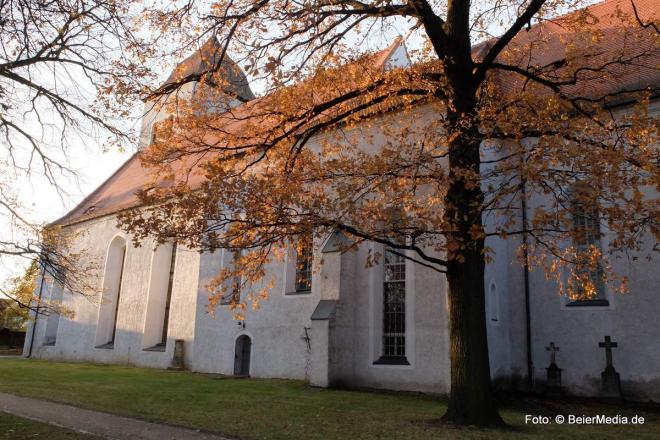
[118,0,659,316]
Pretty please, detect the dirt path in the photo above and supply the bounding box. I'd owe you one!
[0,392,232,440]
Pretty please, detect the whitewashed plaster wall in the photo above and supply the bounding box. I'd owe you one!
[26,214,199,369]
[508,100,660,401]
[191,245,318,379]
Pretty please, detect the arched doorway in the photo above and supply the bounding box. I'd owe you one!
[234,335,251,377]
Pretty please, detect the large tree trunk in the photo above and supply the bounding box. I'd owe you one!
[440,107,504,425]
[411,0,503,424]
[442,244,503,425]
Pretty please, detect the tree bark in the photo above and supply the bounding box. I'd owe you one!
[442,244,503,425]
[440,102,504,425]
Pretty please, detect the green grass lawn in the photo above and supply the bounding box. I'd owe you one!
[0,358,657,440]
[0,411,99,439]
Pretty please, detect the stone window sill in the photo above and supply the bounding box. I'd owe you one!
[285,289,312,296]
[95,342,114,350]
[373,356,410,366]
[566,299,610,307]
[143,344,166,352]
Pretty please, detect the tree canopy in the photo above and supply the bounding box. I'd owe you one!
[122,0,658,308]
[0,0,157,299]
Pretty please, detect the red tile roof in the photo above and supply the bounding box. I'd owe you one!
[489,0,659,101]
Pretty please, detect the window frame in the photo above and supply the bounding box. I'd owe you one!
[567,184,608,307]
[373,249,410,366]
[284,235,314,296]
[294,236,313,293]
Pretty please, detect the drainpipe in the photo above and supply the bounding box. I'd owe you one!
[520,170,534,389]
[26,261,46,358]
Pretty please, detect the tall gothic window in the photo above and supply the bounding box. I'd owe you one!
[570,185,606,304]
[230,250,242,304]
[159,242,177,345]
[109,248,127,345]
[95,236,127,348]
[382,249,407,360]
[295,236,312,292]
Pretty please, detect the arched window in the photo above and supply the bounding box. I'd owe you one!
[142,241,177,350]
[160,242,177,345]
[284,235,313,295]
[488,280,500,324]
[374,249,409,365]
[95,236,127,348]
[295,235,313,292]
[220,249,242,305]
[569,183,606,304]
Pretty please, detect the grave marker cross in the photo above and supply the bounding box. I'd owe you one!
[546,342,560,365]
[599,336,618,368]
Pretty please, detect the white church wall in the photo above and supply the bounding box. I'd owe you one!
[191,241,318,379]
[480,139,518,387]
[24,65,659,402]
[189,103,453,392]
[43,276,65,345]
[26,215,199,369]
[24,274,52,354]
[515,100,660,401]
[168,243,200,368]
[191,234,454,394]
[343,242,451,394]
[483,234,516,385]
[526,230,660,401]
[504,232,534,385]
[186,103,509,394]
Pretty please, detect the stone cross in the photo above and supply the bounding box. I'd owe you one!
[598,335,622,400]
[599,336,618,368]
[546,342,560,365]
[545,341,563,397]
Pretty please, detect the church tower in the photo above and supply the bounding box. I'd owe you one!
[138,37,255,148]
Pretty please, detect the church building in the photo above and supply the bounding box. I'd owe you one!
[24,0,660,403]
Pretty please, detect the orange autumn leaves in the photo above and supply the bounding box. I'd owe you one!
[116,0,659,315]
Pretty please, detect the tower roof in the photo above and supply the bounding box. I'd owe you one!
[160,36,255,102]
